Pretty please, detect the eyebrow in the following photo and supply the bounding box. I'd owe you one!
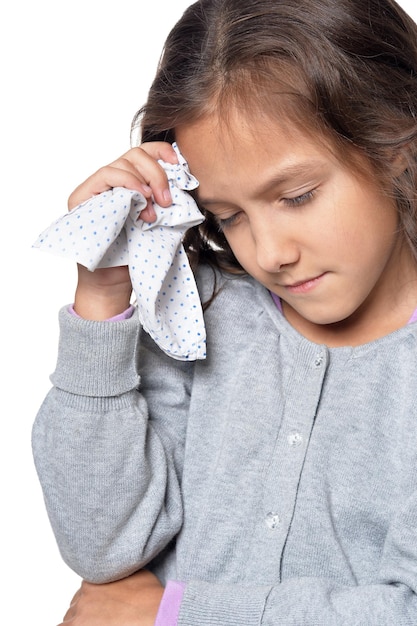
[197,160,327,206]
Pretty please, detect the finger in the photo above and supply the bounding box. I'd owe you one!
[115,147,174,208]
[69,589,82,606]
[139,141,179,164]
[68,147,174,211]
[139,199,157,223]
[58,586,82,623]
[68,163,152,210]
[60,605,75,623]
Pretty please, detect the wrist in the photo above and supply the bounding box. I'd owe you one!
[75,264,132,320]
[73,298,132,320]
[74,286,132,321]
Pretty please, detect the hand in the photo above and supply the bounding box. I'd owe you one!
[60,570,164,626]
[70,142,178,319]
[68,142,179,221]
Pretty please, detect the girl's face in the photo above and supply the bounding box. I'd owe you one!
[176,112,417,345]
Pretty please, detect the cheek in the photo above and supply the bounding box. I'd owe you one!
[227,237,248,264]
[224,230,258,271]
[311,199,369,259]
[219,231,257,278]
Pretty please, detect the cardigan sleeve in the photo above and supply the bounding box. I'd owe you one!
[32,306,193,583]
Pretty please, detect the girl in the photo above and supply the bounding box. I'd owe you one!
[33,0,417,624]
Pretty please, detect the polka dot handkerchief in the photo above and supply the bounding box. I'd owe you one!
[33,143,207,361]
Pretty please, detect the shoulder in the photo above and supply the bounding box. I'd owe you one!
[196,263,264,307]
[196,266,279,334]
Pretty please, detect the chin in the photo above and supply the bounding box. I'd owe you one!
[296,305,356,327]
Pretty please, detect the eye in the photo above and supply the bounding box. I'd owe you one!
[217,213,242,230]
[282,189,316,207]
[204,210,243,231]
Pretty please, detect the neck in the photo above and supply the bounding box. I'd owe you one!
[282,300,415,347]
[282,248,417,347]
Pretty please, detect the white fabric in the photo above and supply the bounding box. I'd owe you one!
[33,143,206,361]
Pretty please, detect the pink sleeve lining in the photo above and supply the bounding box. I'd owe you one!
[68,304,135,321]
[154,581,186,626]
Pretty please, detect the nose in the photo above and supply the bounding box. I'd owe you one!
[252,217,299,273]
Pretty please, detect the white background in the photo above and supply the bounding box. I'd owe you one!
[2,1,416,623]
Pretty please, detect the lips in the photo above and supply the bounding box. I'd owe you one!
[283,273,326,294]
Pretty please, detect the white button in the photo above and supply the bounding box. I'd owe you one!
[265,512,280,530]
[287,431,303,447]
[314,354,324,367]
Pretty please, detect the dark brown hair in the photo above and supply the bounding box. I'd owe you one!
[133,0,417,273]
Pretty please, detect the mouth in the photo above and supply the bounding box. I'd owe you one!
[282,273,327,294]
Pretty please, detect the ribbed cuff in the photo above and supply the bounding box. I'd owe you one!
[51,305,140,397]
[178,581,271,625]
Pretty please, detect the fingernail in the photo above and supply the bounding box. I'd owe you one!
[163,189,172,203]
[142,184,152,193]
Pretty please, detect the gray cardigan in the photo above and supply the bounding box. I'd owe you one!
[32,267,417,625]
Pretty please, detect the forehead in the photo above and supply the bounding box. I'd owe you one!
[177,108,301,152]
[175,110,337,194]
